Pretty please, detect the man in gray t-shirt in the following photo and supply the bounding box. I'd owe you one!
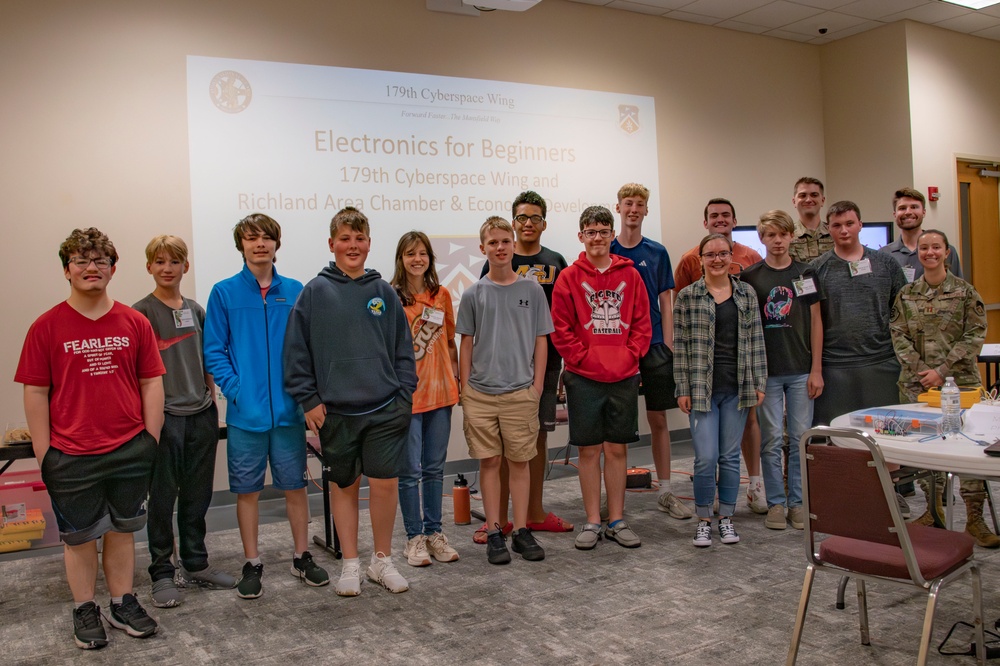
[810,202,907,426]
[456,217,553,566]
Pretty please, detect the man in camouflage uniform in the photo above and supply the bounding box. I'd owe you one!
[890,240,995,546]
[788,177,834,263]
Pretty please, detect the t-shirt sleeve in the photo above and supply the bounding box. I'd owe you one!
[455,288,476,336]
[532,283,555,336]
[14,319,52,387]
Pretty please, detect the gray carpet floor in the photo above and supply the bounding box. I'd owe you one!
[1,453,997,665]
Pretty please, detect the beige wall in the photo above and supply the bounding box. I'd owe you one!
[0,0,824,442]
[820,21,913,222]
[905,21,1000,243]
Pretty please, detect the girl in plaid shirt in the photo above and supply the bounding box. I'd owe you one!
[674,234,767,548]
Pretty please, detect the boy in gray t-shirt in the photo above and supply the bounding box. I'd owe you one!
[456,216,553,565]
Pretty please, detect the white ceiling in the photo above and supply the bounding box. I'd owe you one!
[565,0,1000,43]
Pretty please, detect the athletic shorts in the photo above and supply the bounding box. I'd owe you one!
[461,384,539,462]
[40,429,157,546]
[538,367,561,432]
[564,371,641,447]
[318,395,412,489]
[639,343,679,411]
[227,423,307,494]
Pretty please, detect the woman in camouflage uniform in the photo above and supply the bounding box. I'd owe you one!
[890,229,996,547]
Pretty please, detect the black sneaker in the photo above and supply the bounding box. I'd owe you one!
[107,593,158,638]
[291,551,330,587]
[72,601,108,649]
[511,527,545,561]
[486,528,511,565]
[237,562,264,599]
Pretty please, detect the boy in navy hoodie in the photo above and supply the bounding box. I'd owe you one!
[283,207,417,596]
[551,206,651,551]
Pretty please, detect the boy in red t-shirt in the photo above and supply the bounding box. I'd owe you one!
[15,228,165,649]
[551,206,651,551]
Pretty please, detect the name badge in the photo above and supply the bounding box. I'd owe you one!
[793,276,817,296]
[421,307,445,325]
[849,258,872,277]
[903,265,916,283]
[173,308,195,328]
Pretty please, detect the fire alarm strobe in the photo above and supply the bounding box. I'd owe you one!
[625,467,652,489]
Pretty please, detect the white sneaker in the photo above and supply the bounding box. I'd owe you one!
[747,480,768,514]
[335,559,361,597]
[425,532,460,563]
[404,535,432,567]
[693,520,713,547]
[367,552,409,593]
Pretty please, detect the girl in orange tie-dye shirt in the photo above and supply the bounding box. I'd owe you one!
[391,231,461,567]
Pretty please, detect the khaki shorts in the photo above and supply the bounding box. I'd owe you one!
[461,384,539,462]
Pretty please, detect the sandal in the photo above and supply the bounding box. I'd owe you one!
[526,512,575,532]
[472,521,512,544]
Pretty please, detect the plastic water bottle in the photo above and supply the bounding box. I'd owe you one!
[941,377,962,435]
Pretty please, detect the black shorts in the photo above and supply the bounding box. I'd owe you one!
[639,343,679,411]
[40,429,157,546]
[564,371,640,447]
[538,367,561,432]
[319,395,413,489]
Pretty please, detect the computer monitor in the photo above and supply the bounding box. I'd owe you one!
[730,221,894,259]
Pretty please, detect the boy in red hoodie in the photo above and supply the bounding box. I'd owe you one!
[551,206,651,551]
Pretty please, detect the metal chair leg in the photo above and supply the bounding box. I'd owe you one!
[856,579,870,645]
[836,575,849,609]
[917,580,943,666]
[972,564,986,666]
[946,472,955,530]
[786,564,816,666]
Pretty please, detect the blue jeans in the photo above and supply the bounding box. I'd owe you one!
[689,392,747,519]
[398,406,452,539]
[758,374,812,509]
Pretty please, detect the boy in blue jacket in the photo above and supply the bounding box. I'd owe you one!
[204,213,328,600]
[284,207,417,597]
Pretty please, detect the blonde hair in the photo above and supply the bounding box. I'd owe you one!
[756,210,794,239]
[617,183,649,202]
[479,216,514,243]
[144,235,189,264]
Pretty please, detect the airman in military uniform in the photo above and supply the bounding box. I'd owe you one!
[890,232,995,546]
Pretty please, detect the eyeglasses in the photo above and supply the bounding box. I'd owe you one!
[514,214,545,225]
[701,251,732,260]
[581,229,613,239]
[69,256,114,269]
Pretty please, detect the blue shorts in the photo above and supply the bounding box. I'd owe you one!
[226,423,307,494]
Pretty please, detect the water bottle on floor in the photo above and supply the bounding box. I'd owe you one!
[941,377,962,435]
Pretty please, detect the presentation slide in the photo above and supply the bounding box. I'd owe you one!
[187,56,659,305]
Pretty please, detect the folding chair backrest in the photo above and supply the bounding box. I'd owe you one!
[804,443,900,547]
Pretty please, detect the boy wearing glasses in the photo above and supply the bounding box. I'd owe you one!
[16,227,165,648]
[551,206,651,550]
[475,190,573,542]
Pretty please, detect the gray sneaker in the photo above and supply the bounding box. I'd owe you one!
[657,492,694,519]
[150,578,181,608]
[895,492,912,519]
[179,566,237,590]
[764,505,787,530]
[604,520,641,548]
[574,523,602,551]
[787,506,805,530]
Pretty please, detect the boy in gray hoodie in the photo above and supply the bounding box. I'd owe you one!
[283,207,417,597]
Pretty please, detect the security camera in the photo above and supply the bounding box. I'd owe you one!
[818,27,828,35]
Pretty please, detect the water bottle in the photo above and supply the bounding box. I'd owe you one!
[941,377,962,436]
[453,474,471,525]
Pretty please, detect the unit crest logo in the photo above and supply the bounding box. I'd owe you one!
[210,70,252,114]
[618,105,639,135]
[367,297,386,317]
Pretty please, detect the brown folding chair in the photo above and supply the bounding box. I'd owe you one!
[787,426,984,666]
